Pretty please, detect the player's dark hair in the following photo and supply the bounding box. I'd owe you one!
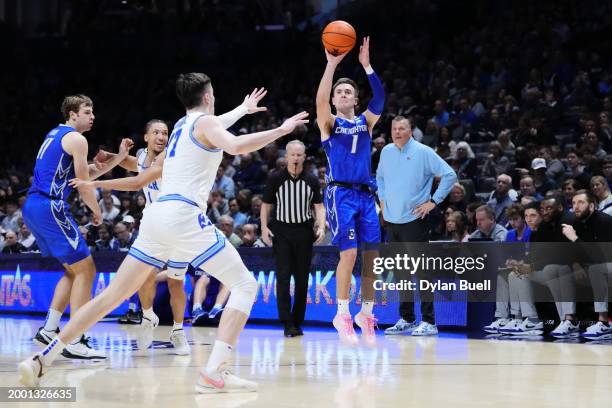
[332,77,359,98]
[524,201,541,212]
[144,119,167,133]
[176,73,212,109]
[61,94,93,121]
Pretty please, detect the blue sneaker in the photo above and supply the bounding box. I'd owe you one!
[483,318,510,334]
[582,321,612,340]
[208,305,224,319]
[550,320,580,339]
[192,307,208,325]
[500,318,543,336]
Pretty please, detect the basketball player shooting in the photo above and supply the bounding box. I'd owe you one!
[316,36,385,347]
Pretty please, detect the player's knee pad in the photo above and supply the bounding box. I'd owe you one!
[225,267,257,315]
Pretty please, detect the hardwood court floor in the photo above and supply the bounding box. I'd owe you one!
[0,316,610,408]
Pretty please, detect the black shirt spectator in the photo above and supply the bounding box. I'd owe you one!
[2,230,27,254]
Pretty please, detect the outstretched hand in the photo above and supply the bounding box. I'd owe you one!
[325,49,348,66]
[358,36,370,67]
[242,88,268,114]
[279,111,309,134]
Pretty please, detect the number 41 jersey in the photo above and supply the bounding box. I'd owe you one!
[158,111,223,211]
[322,114,372,185]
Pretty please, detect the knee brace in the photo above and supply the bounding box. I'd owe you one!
[225,267,257,315]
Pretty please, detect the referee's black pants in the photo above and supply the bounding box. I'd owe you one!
[271,221,314,327]
[385,218,435,325]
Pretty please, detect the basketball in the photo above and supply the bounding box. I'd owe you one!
[321,20,356,55]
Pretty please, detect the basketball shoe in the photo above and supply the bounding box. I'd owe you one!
[195,364,257,393]
[333,313,359,346]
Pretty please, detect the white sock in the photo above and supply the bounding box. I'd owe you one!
[337,299,350,315]
[40,337,66,366]
[43,309,62,332]
[142,307,155,321]
[206,340,232,373]
[212,303,223,310]
[193,303,202,312]
[173,321,183,331]
[360,301,374,316]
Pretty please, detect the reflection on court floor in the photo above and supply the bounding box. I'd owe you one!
[0,316,609,407]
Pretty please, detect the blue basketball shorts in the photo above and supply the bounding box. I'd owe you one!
[324,185,380,251]
[22,194,91,265]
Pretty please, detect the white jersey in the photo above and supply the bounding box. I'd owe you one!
[158,112,222,211]
[137,148,162,206]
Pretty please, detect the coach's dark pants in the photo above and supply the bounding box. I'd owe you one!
[272,221,314,327]
[386,218,435,324]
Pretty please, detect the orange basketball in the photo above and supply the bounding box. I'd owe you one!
[322,20,356,56]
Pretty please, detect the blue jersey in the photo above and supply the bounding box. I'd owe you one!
[322,114,372,185]
[29,124,77,202]
[24,124,91,265]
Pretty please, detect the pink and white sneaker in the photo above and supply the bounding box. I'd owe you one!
[333,313,359,346]
[354,312,378,347]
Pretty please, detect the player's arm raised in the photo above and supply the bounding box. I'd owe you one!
[93,150,139,173]
[217,88,268,129]
[316,50,347,140]
[87,138,135,179]
[70,151,166,192]
[359,37,385,132]
[62,132,103,225]
[195,112,309,156]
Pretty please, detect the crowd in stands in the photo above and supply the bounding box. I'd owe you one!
[3,0,612,253]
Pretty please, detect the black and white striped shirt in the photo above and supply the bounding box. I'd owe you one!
[263,169,322,224]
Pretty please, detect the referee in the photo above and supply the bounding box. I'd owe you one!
[261,140,326,337]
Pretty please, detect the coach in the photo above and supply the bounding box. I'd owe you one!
[261,140,326,337]
[377,116,457,336]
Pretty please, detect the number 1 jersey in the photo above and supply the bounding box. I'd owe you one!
[322,114,372,185]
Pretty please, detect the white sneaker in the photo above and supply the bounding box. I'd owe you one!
[384,318,418,335]
[483,318,509,334]
[582,321,612,340]
[550,320,580,339]
[170,328,191,355]
[501,318,544,336]
[136,313,159,352]
[18,354,45,387]
[195,365,258,394]
[33,327,59,347]
[61,335,106,360]
[411,321,438,336]
[497,318,521,335]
